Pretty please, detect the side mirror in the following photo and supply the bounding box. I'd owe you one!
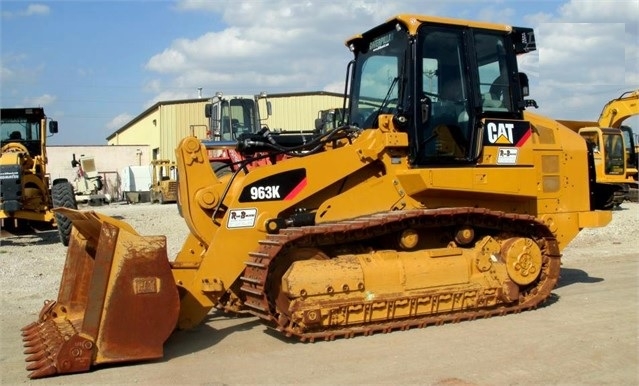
[518,72,530,97]
[315,118,324,132]
[49,120,58,134]
[204,104,212,118]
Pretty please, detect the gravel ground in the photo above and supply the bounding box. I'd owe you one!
[0,201,637,384]
[1,200,635,294]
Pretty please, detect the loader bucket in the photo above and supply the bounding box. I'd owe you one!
[21,208,180,379]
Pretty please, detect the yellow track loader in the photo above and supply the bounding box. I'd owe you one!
[21,14,612,379]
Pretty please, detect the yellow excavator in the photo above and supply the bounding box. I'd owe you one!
[558,90,639,207]
[599,91,638,183]
[21,14,612,379]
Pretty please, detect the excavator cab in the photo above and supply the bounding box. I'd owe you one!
[347,17,534,166]
[579,128,626,175]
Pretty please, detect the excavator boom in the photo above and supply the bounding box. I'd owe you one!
[598,90,639,129]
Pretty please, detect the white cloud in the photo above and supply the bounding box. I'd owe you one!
[0,52,41,84]
[106,113,134,131]
[146,0,432,101]
[144,91,192,109]
[519,0,639,121]
[476,5,516,23]
[557,0,638,23]
[24,4,50,16]
[2,3,50,18]
[0,65,15,82]
[140,0,638,126]
[538,23,626,85]
[24,94,56,106]
[144,79,163,93]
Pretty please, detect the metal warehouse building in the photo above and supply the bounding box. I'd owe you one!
[107,91,344,162]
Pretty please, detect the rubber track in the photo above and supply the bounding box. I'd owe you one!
[239,207,561,342]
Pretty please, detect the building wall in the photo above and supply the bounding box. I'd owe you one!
[107,100,209,162]
[158,101,209,161]
[259,93,345,132]
[105,93,343,165]
[47,145,150,201]
[108,111,160,147]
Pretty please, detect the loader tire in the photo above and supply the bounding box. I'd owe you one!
[211,162,233,177]
[51,180,78,246]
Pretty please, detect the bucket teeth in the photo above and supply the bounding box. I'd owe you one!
[21,322,38,332]
[27,360,57,379]
[22,321,56,338]
[25,351,47,362]
[21,326,41,337]
[23,338,43,348]
[20,317,84,379]
[26,357,53,372]
[23,343,46,355]
[22,330,40,340]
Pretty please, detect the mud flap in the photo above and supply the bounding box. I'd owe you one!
[21,209,180,379]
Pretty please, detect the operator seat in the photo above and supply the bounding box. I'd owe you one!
[431,78,469,156]
[486,74,510,110]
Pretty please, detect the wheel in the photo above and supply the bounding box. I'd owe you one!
[51,180,78,246]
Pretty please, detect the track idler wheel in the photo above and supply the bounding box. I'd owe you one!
[501,237,542,286]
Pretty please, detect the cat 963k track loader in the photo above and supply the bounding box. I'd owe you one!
[22,14,612,379]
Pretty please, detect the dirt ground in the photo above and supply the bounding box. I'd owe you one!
[1,202,637,385]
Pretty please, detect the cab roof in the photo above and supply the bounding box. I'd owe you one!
[346,14,514,46]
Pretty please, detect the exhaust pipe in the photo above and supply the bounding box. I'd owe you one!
[21,209,180,378]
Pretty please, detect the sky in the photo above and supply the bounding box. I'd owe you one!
[1,0,638,145]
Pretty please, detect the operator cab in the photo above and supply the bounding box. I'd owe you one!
[205,95,260,141]
[347,16,535,166]
[0,107,56,157]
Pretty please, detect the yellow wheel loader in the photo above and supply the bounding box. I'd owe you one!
[205,92,316,176]
[0,107,77,245]
[21,14,613,379]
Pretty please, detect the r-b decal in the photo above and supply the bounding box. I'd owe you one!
[484,120,531,147]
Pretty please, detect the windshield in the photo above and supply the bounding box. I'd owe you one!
[350,28,408,128]
[220,98,258,140]
[1,116,41,143]
[0,112,44,156]
[603,132,625,175]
